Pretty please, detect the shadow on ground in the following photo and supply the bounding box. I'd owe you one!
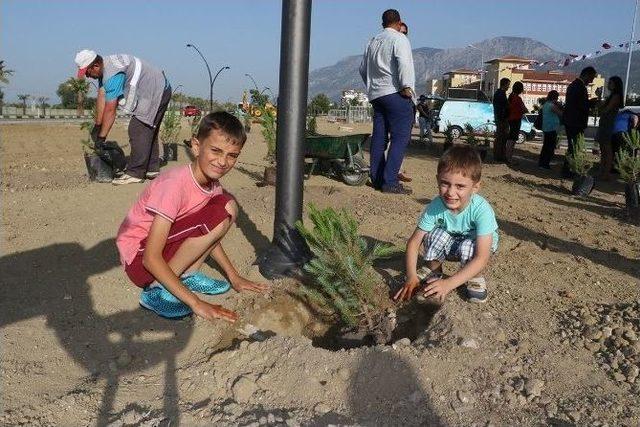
[0,239,191,426]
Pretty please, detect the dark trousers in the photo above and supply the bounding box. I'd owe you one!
[494,119,509,161]
[369,93,414,189]
[538,131,558,168]
[562,125,584,177]
[126,86,172,178]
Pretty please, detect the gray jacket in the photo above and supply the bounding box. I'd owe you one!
[101,54,166,127]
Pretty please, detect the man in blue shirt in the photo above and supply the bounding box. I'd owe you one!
[360,9,416,194]
[75,49,171,185]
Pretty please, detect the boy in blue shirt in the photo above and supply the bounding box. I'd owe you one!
[394,145,498,303]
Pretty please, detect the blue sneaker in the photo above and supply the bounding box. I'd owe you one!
[139,283,192,319]
[182,271,231,295]
[465,277,488,303]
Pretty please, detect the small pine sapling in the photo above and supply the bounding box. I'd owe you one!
[616,129,640,184]
[567,133,594,176]
[295,204,399,328]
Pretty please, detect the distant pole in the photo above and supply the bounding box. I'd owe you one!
[258,0,312,279]
[212,66,230,109]
[624,0,638,103]
[469,44,484,93]
[186,43,214,111]
[245,73,260,92]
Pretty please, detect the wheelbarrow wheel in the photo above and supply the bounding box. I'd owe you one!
[341,156,369,186]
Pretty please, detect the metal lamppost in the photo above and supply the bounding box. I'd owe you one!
[468,44,485,94]
[245,73,260,92]
[624,0,638,102]
[186,43,214,111]
[212,66,231,108]
[258,0,312,279]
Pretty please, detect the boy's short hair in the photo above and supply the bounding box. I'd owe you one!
[437,145,482,183]
[196,111,247,145]
[499,77,510,87]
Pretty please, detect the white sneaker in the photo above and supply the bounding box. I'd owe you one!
[145,171,160,179]
[112,174,143,185]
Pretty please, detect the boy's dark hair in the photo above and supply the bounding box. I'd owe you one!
[89,55,103,67]
[511,81,524,95]
[382,9,401,27]
[400,22,408,35]
[437,145,482,183]
[196,111,247,145]
[580,66,597,78]
[499,77,510,88]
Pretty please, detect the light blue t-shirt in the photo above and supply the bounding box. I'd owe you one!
[542,101,561,133]
[417,194,499,251]
[101,72,126,102]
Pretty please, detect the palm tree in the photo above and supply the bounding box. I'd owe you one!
[17,94,30,116]
[0,60,14,85]
[67,78,90,116]
[37,96,49,117]
[0,60,14,115]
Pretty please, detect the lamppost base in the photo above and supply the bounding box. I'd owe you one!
[258,228,311,279]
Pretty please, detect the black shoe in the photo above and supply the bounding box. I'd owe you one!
[382,184,412,195]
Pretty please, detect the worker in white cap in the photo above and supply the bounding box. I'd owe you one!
[75,49,172,185]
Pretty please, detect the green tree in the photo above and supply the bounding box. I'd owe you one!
[17,94,29,116]
[56,78,95,113]
[349,97,360,107]
[261,106,276,162]
[308,93,332,115]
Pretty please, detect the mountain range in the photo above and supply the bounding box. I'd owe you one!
[308,36,640,101]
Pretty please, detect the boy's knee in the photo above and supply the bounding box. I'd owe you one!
[224,199,238,223]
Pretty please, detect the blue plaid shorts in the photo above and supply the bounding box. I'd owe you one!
[423,227,475,265]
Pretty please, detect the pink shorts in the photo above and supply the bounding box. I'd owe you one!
[125,193,234,288]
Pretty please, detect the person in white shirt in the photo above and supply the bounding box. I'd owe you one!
[360,9,416,194]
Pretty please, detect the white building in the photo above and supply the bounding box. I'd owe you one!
[341,89,368,106]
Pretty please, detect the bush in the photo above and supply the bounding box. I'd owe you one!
[160,108,181,144]
[295,204,399,327]
[261,107,276,162]
[567,133,593,176]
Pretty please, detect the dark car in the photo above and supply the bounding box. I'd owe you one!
[183,105,201,117]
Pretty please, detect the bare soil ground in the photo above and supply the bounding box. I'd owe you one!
[1,118,639,426]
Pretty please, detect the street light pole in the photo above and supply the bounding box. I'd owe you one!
[258,0,312,279]
[245,73,260,92]
[186,43,214,111]
[212,66,230,109]
[468,44,484,94]
[624,0,638,102]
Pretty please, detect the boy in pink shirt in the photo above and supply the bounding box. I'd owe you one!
[116,112,268,320]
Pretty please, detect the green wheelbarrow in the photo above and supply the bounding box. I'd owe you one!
[304,133,370,186]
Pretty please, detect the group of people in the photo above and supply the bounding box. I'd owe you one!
[71,8,498,321]
[495,66,639,180]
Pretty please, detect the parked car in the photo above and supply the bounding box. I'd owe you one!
[183,105,201,117]
[435,98,536,144]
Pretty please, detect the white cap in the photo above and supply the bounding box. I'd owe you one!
[75,49,97,77]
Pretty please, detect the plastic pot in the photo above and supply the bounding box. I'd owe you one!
[571,174,595,197]
[624,182,640,222]
[84,152,113,183]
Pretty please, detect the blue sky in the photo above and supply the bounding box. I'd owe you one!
[1,0,637,103]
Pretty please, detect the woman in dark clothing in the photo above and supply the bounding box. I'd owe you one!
[506,81,528,160]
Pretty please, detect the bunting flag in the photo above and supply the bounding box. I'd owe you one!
[497,38,640,73]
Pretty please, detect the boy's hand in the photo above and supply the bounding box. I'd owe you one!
[394,276,420,302]
[421,278,454,303]
[230,275,270,293]
[192,299,238,323]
